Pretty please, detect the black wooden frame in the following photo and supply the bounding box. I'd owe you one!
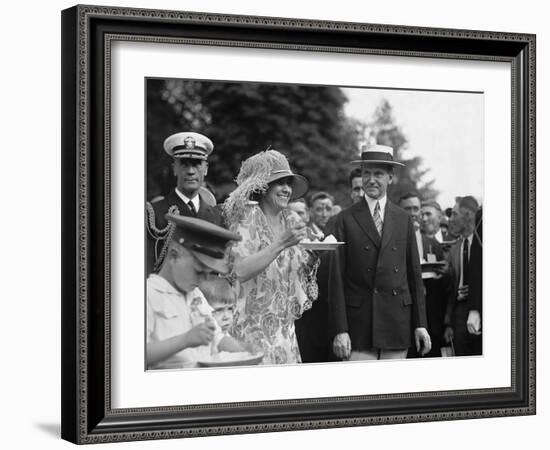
[61,4,536,444]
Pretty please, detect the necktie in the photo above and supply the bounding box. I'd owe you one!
[373,201,383,236]
[187,200,197,216]
[462,238,469,286]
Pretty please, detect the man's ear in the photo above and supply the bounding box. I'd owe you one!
[172,160,178,177]
[166,246,179,261]
[203,161,209,176]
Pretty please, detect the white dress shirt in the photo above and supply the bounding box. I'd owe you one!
[175,188,200,214]
[146,274,223,369]
[364,194,387,228]
[415,229,425,262]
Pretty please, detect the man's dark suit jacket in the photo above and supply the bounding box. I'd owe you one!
[408,234,449,357]
[145,190,224,275]
[295,215,337,362]
[467,211,482,315]
[328,198,427,351]
[443,213,482,356]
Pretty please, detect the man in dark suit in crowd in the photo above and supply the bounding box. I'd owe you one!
[421,200,452,243]
[294,192,335,362]
[329,145,431,361]
[307,191,335,236]
[466,208,482,339]
[294,171,367,362]
[146,132,224,275]
[349,167,364,205]
[443,196,482,356]
[399,193,449,358]
[288,198,310,225]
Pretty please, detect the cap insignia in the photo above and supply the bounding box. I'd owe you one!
[184,136,196,149]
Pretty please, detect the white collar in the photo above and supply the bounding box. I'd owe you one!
[364,194,387,218]
[175,188,200,213]
[148,274,201,301]
[434,229,443,243]
[462,233,473,248]
[148,274,183,296]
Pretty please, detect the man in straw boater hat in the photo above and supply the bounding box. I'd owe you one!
[146,132,224,275]
[328,144,431,361]
[146,213,254,370]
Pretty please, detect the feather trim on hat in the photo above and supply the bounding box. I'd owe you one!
[222,150,285,225]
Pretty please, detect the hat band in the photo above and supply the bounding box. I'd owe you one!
[189,243,225,259]
[360,151,395,162]
[173,149,208,160]
[270,169,293,177]
[173,144,207,152]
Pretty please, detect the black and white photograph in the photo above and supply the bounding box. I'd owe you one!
[55,2,537,445]
[145,78,484,370]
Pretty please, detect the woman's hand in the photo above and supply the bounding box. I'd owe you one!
[306,226,324,242]
[277,223,308,249]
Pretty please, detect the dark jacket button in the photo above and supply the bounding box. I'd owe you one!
[392,289,397,296]
[394,267,399,272]
[373,288,379,294]
[367,268,372,272]
[365,245,370,250]
[392,246,397,251]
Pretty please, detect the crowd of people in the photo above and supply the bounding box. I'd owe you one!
[145,131,482,369]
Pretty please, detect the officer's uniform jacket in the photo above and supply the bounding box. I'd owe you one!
[146,189,224,274]
[328,198,427,350]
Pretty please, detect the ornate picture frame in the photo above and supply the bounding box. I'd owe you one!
[61,4,535,444]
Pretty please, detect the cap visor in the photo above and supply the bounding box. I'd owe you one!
[192,251,230,275]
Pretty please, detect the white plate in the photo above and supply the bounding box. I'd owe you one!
[299,241,345,251]
[197,352,264,368]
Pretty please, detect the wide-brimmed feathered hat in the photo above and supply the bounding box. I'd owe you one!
[350,144,404,167]
[222,150,308,224]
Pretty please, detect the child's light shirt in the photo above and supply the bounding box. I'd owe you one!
[147,274,224,369]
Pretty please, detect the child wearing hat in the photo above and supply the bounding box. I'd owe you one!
[146,214,251,369]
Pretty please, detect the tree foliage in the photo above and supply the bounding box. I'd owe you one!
[146,82,437,207]
[146,79,361,205]
[367,99,439,203]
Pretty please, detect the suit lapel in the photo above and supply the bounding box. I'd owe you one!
[380,201,396,252]
[351,199,381,248]
[197,197,212,220]
[166,190,193,217]
[451,239,462,288]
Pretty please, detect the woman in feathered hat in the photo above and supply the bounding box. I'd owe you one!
[223,150,319,365]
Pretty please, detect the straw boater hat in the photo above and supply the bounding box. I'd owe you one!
[350,144,404,167]
[222,150,309,224]
[163,132,214,161]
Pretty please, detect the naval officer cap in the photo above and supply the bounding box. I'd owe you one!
[163,132,214,161]
[165,213,241,274]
